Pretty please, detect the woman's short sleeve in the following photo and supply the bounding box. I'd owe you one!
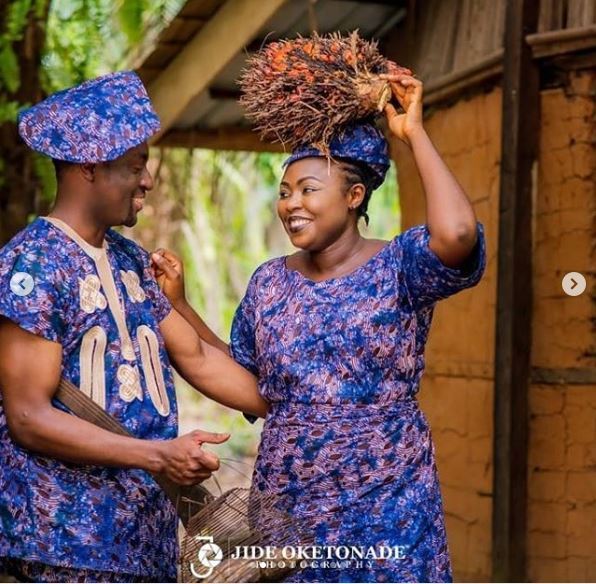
[230,272,261,424]
[399,222,486,309]
[229,275,259,377]
[0,248,68,343]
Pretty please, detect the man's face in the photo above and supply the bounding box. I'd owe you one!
[92,142,154,228]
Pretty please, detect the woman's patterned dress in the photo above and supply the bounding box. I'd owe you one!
[230,224,486,583]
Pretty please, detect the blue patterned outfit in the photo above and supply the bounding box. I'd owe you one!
[18,71,160,163]
[284,121,390,189]
[230,223,486,582]
[0,217,178,581]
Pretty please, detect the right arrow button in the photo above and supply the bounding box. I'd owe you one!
[562,272,587,297]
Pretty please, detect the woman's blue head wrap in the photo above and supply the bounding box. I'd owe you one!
[283,121,390,190]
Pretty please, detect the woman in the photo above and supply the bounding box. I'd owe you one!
[153,74,486,582]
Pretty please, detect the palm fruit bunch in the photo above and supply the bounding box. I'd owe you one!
[239,31,410,153]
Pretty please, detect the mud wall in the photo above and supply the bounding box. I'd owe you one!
[527,71,595,582]
[389,86,501,582]
[389,69,595,582]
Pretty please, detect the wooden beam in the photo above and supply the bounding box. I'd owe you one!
[147,0,288,141]
[156,127,285,153]
[547,49,596,71]
[414,364,596,386]
[208,87,242,100]
[492,0,540,581]
[527,25,596,58]
[334,0,406,4]
[424,50,504,107]
[531,367,596,386]
[408,27,595,110]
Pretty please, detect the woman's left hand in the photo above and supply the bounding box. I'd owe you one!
[381,73,424,147]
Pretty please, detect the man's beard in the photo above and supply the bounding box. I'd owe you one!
[123,205,138,227]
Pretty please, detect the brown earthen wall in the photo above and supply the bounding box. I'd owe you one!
[390,69,595,582]
[389,87,501,582]
[527,71,596,583]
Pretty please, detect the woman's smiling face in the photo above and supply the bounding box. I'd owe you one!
[278,157,364,252]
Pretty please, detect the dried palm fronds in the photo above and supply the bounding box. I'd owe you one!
[239,31,411,153]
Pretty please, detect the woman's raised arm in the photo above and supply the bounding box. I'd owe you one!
[382,73,479,268]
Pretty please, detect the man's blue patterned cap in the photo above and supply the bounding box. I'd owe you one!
[18,71,160,163]
[283,122,390,190]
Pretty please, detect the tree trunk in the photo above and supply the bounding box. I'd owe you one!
[0,0,51,246]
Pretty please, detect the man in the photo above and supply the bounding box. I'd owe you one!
[0,71,266,582]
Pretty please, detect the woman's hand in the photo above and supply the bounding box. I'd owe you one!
[381,73,424,147]
[152,251,229,353]
[151,249,187,308]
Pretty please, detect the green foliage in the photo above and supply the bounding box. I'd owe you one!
[33,0,184,190]
[0,1,37,129]
[5,0,34,39]
[116,0,146,44]
[366,160,400,236]
[1,0,38,94]
[43,0,119,90]
[0,98,22,124]
[0,42,20,93]
[0,0,47,94]
[0,0,186,212]
[32,151,57,204]
[116,0,183,45]
[0,0,187,121]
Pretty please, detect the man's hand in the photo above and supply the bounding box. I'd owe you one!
[0,317,232,478]
[157,430,230,485]
[151,249,186,308]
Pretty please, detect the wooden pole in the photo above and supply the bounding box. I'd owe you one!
[492,0,540,581]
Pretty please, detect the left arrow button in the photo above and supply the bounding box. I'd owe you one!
[10,272,35,297]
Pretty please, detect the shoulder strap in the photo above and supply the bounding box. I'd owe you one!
[55,377,211,527]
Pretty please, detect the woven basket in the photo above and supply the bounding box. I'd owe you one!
[180,488,313,583]
[54,379,310,582]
